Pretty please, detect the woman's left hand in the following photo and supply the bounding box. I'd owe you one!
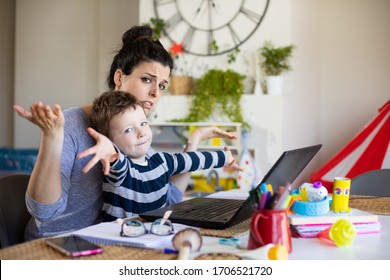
[186,126,238,150]
[190,126,237,141]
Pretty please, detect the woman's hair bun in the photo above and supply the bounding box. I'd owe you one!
[122,25,153,46]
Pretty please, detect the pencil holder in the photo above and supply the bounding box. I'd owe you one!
[248,209,292,253]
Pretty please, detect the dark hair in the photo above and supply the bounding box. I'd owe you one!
[90,90,144,137]
[106,25,174,89]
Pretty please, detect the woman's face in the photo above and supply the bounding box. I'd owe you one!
[115,61,171,116]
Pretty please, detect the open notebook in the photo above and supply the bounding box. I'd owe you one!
[72,221,194,250]
[140,144,322,229]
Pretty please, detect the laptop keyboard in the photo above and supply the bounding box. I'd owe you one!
[173,198,243,219]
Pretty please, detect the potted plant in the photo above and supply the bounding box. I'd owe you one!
[169,42,193,95]
[144,17,165,39]
[259,41,295,95]
[175,69,250,131]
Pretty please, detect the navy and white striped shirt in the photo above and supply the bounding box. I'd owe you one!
[102,149,227,221]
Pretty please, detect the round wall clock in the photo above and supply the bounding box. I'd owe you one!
[153,0,270,56]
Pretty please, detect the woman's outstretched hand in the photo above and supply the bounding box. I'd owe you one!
[13,102,64,135]
[188,126,238,144]
[77,127,118,175]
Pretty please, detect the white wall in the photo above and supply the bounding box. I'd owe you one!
[140,0,291,178]
[0,0,15,147]
[13,0,139,147]
[141,0,390,183]
[8,0,390,183]
[319,0,390,163]
[289,0,390,183]
[14,0,98,147]
[287,0,322,182]
[97,0,139,93]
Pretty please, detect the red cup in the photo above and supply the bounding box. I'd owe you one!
[247,209,292,253]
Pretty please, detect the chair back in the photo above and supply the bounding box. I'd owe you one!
[351,169,390,197]
[0,174,31,248]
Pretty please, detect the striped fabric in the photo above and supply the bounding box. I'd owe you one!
[102,150,226,221]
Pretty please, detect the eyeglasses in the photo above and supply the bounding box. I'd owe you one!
[118,210,174,237]
[118,218,174,237]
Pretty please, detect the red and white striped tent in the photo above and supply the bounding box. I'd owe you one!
[311,100,390,192]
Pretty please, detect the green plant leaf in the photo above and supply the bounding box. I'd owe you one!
[259,41,295,76]
[176,69,250,131]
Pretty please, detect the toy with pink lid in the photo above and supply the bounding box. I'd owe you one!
[298,181,328,202]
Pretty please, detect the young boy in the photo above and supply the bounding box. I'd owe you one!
[78,91,242,221]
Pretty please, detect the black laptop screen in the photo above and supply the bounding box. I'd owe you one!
[258,144,322,190]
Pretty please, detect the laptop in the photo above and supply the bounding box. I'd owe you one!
[139,144,322,229]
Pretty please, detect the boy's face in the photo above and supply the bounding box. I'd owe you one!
[108,105,152,163]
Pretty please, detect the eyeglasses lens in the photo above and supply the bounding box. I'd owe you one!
[150,218,174,235]
[122,220,147,237]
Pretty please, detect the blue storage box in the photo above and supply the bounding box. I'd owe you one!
[0,148,38,172]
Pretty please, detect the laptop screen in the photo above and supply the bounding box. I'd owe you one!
[257,144,322,191]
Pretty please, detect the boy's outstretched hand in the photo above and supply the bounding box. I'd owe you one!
[224,147,244,172]
[77,127,118,175]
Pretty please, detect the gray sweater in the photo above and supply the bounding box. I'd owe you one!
[24,107,182,240]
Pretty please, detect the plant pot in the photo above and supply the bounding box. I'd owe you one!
[170,76,193,95]
[266,75,285,95]
[243,76,255,94]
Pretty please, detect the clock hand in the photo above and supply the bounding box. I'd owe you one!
[193,0,207,21]
[206,0,214,55]
[210,0,216,10]
[211,0,219,15]
[207,0,213,29]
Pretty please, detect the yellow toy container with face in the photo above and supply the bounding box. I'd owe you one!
[330,177,351,213]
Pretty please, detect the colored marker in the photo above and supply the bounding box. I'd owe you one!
[259,191,268,210]
[267,184,274,195]
[260,183,268,193]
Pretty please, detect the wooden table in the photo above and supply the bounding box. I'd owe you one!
[1,195,389,260]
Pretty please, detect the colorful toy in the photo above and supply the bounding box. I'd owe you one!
[330,177,351,213]
[287,194,302,214]
[317,219,356,246]
[291,196,330,216]
[236,134,261,192]
[298,181,328,202]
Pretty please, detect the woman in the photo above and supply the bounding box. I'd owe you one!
[14,25,237,240]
